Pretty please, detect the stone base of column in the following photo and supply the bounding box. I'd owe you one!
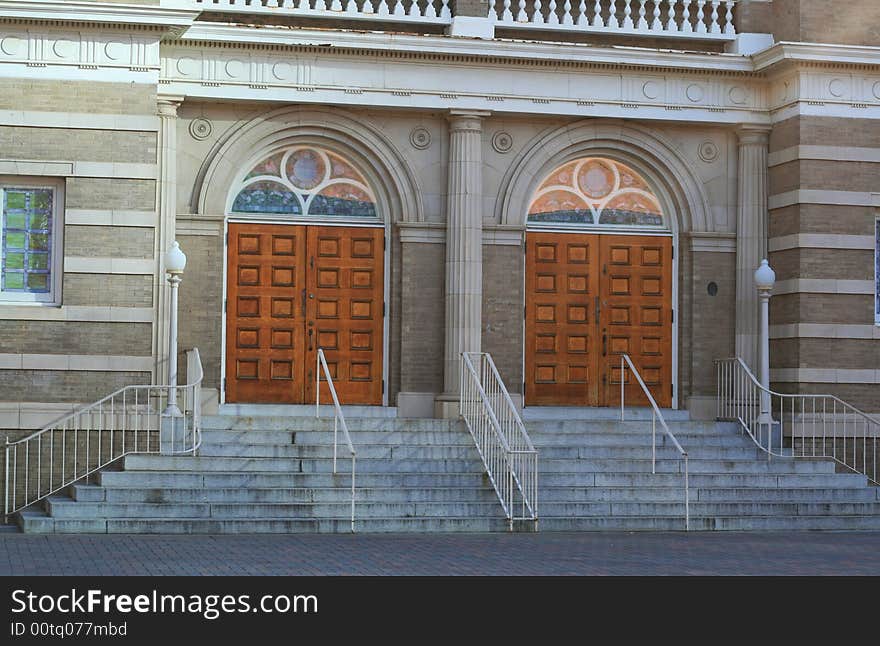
[434,392,461,419]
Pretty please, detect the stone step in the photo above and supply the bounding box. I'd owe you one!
[73,484,499,504]
[537,485,880,503]
[202,416,459,432]
[537,457,835,474]
[196,444,481,460]
[216,404,400,419]
[524,420,729,433]
[202,429,473,446]
[535,501,880,517]
[99,470,490,489]
[534,446,765,460]
[529,433,754,447]
[45,498,505,520]
[537,515,880,532]
[19,514,508,535]
[521,407,691,422]
[123,455,485,473]
[540,472,868,488]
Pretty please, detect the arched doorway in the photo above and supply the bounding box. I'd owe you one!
[224,145,385,405]
[524,156,674,408]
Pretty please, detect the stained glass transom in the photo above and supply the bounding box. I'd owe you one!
[232,146,378,218]
[528,157,665,227]
[2,187,53,294]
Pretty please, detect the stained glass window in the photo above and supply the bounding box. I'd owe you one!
[527,157,665,228]
[232,146,378,219]
[1,186,56,302]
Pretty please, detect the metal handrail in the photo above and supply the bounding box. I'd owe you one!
[620,353,689,531]
[460,352,538,531]
[4,348,204,522]
[716,357,879,485]
[315,348,356,532]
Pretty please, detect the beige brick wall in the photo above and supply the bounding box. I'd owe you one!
[0,321,151,356]
[689,250,736,397]
[62,274,153,308]
[775,382,879,413]
[0,127,156,165]
[177,232,224,391]
[400,240,444,394]
[770,0,880,47]
[0,370,150,402]
[771,294,874,326]
[65,226,155,259]
[66,178,156,212]
[769,205,877,237]
[0,79,156,115]
[482,244,524,393]
[772,338,879,370]
[770,160,880,194]
[772,248,873,281]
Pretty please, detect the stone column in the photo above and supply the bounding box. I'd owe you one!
[734,126,770,371]
[154,96,183,384]
[436,110,489,418]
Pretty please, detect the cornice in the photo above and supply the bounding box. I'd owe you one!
[754,41,880,72]
[180,23,758,77]
[0,1,199,34]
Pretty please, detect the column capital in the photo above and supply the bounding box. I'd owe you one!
[157,95,185,118]
[447,109,491,131]
[736,125,771,147]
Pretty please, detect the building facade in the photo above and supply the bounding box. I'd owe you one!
[0,0,878,440]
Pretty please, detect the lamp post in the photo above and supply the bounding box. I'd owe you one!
[162,241,186,417]
[754,259,776,438]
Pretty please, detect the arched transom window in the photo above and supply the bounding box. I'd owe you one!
[528,157,664,228]
[231,146,378,218]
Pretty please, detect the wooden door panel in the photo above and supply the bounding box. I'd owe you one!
[599,235,673,408]
[225,223,307,403]
[306,226,384,406]
[525,231,600,406]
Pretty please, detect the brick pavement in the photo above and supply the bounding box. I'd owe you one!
[1,532,880,576]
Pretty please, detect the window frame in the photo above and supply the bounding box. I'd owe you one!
[0,176,64,306]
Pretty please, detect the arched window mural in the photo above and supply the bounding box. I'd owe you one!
[528,157,664,227]
[231,146,378,218]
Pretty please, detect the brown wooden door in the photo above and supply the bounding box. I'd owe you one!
[225,222,307,404]
[524,231,673,408]
[600,235,673,408]
[306,226,384,406]
[225,222,384,405]
[525,231,601,406]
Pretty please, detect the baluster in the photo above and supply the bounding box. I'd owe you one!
[562,0,573,24]
[376,0,389,15]
[392,0,404,15]
[315,0,329,10]
[664,0,675,30]
[362,0,375,13]
[709,0,720,33]
[724,0,735,34]
[623,0,633,28]
[330,0,342,9]
[680,0,692,32]
[424,0,437,17]
[439,0,450,18]
[592,0,603,26]
[695,0,707,33]
[296,0,310,10]
[548,0,559,24]
[501,0,513,20]
[650,0,661,29]
[408,0,420,16]
[345,0,358,13]
[608,0,619,27]
[532,0,544,23]
[636,0,648,29]
[516,0,527,21]
[577,0,587,25]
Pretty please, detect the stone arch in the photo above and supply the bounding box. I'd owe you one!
[195,106,424,223]
[495,120,713,234]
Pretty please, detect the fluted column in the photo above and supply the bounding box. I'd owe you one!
[437,110,489,417]
[154,96,183,384]
[734,126,770,372]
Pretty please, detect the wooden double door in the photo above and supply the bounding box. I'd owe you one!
[225,222,384,405]
[525,231,673,408]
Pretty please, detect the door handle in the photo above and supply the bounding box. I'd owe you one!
[301,288,307,317]
[307,328,314,351]
[602,333,607,357]
[594,296,600,324]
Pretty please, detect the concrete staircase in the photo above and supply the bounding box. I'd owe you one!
[14,407,880,533]
[524,409,880,531]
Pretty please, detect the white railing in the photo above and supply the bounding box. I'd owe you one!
[492,0,736,40]
[4,348,204,521]
[193,0,452,24]
[716,357,880,485]
[315,348,356,533]
[460,352,538,530]
[620,353,689,530]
